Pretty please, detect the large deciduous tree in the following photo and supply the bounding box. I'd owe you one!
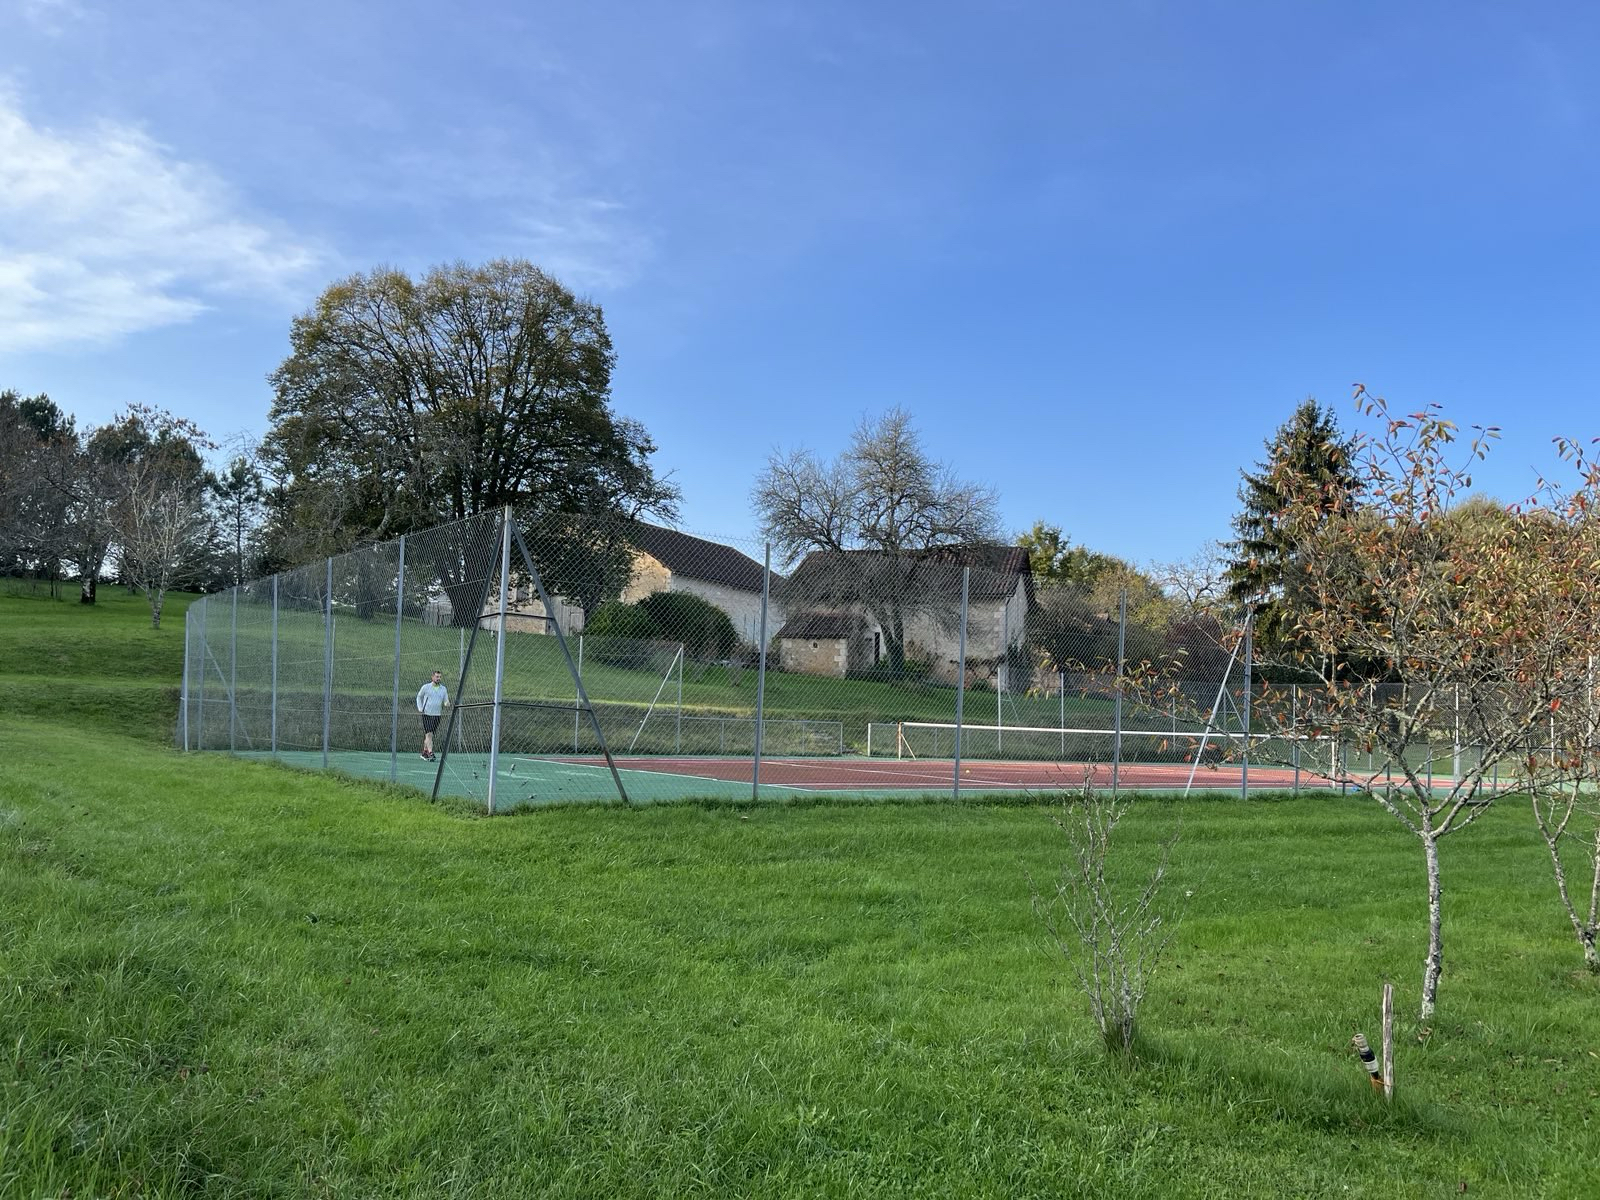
[0,390,76,593]
[105,407,216,628]
[263,260,677,563]
[264,260,678,624]
[753,408,1000,674]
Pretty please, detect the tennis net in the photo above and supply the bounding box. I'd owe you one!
[866,720,1337,771]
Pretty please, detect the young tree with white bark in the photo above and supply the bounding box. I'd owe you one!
[1227,387,1600,1020]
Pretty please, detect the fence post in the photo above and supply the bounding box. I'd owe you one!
[1452,684,1461,784]
[180,609,191,751]
[1291,684,1299,795]
[196,598,207,750]
[271,575,279,757]
[1113,588,1126,796]
[486,507,513,815]
[954,567,970,802]
[229,586,239,753]
[323,557,333,769]
[753,542,771,801]
[1242,614,1252,800]
[390,535,406,782]
[573,634,583,752]
[998,599,1008,753]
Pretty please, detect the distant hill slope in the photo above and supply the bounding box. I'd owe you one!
[0,585,197,744]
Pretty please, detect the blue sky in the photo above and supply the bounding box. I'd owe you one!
[4,0,1599,565]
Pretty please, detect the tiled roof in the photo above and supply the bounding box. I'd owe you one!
[782,544,1031,602]
[630,523,770,593]
[775,611,866,640]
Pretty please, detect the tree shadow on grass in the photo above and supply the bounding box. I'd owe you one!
[1080,1029,1467,1140]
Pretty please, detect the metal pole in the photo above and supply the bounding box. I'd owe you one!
[180,609,191,751]
[486,507,513,815]
[506,519,630,805]
[457,627,466,753]
[1242,613,1252,801]
[196,598,207,749]
[573,634,583,752]
[322,558,333,769]
[1113,588,1126,796]
[676,642,684,754]
[753,543,771,800]
[390,536,405,782]
[270,575,279,756]
[1452,684,1461,784]
[954,567,970,802]
[998,599,1007,753]
[229,587,238,752]
[1292,684,1300,795]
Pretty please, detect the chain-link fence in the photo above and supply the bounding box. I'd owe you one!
[185,509,1456,811]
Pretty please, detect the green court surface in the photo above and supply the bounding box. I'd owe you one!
[239,749,762,808]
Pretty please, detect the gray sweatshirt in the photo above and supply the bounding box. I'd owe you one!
[416,681,448,716]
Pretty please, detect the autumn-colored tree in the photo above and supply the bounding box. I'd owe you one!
[1241,387,1600,1019]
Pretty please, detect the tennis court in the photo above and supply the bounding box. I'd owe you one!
[244,742,1340,809]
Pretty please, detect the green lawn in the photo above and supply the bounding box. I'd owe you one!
[3,586,1598,1196]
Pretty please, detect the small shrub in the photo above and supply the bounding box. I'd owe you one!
[585,601,663,642]
[636,591,740,662]
[1031,786,1184,1052]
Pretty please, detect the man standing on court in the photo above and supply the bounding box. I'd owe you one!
[416,669,449,761]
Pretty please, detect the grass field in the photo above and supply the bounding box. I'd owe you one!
[3,586,1599,1196]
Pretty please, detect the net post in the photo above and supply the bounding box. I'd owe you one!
[1112,587,1125,796]
[954,566,970,802]
[676,642,684,755]
[270,575,279,757]
[322,557,333,769]
[390,534,406,783]
[229,586,238,753]
[753,542,772,801]
[486,507,513,815]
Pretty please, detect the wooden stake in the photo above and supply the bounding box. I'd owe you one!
[1381,982,1395,1101]
[1351,1032,1383,1091]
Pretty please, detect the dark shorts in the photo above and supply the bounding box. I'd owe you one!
[420,714,441,733]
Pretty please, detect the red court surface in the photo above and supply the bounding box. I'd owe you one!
[565,755,1340,793]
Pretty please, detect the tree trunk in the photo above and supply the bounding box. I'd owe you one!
[443,577,487,627]
[1421,830,1443,1022]
[79,574,96,605]
[149,588,164,629]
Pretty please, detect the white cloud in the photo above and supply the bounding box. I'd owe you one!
[12,0,86,36]
[0,94,321,352]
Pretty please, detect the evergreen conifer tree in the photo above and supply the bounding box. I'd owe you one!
[1225,399,1359,648]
